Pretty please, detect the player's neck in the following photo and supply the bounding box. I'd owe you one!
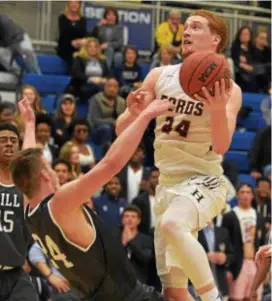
[29,185,54,210]
[0,165,13,185]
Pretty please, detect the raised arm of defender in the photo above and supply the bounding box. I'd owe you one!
[115,67,162,136]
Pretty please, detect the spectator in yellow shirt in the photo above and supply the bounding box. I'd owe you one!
[155,9,184,55]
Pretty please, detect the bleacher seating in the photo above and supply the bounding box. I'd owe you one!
[238,173,256,187]
[230,131,256,151]
[224,151,249,173]
[37,54,68,75]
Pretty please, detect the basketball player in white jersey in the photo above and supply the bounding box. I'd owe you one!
[116,9,242,301]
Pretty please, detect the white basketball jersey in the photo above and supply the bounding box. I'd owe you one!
[154,64,223,184]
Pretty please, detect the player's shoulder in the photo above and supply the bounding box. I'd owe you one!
[151,64,181,80]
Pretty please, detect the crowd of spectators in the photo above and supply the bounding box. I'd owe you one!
[0,1,271,300]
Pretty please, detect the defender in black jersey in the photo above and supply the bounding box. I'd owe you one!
[10,96,172,301]
[0,123,38,301]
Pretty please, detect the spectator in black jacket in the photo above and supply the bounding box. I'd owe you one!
[57,0,87,72]
[198,224,235,299]
[121,205,154,285]
[115,45,142,99]
[35,114,59,165]
[254,29,271,93]
[69,38,110,101]
[249,126,271,179]
[133,167,160,236]
[253,177,271,229]
[231,25,257,92]
[0,12,40,74]
[52,94,77,148]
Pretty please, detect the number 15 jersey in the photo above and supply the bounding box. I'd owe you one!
[154,64,223,185]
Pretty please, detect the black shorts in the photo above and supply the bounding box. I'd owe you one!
[0,267,39,301]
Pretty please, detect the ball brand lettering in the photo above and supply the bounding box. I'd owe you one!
[161,95,204,116]
[198,62,217,83]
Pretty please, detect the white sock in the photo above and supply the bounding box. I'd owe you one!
[200,286,221,301]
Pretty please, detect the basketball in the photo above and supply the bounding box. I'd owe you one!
[179,51,231,99]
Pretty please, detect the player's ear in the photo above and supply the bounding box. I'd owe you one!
[212,34,221,49]
[40,169,50,182]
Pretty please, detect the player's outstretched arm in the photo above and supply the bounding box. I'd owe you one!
[18,97,37,150]
[52,99,173,212]
[115,67,162,136]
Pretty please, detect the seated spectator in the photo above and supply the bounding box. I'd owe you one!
[119,144,147,203]
[222,183,265,301]
[59,141,82,180]
[91,7,123,69]
[150,44,175,70]
[253,177,271,229]
[0,101,16,123]
[52,93,77,147]
[121,205,154,285]
[57,0,87,72]
[0,12,40,74]
[198,224,235,300]
[249,126,271,179]
[88,77,126,145]
[231,25,257,92]
[254,29,271,93]
[93,176,128,229]
[52,158,72,186]
[35,113,59,165]
[115,45,142,98]
[68,119,95,171]
[69,38,110,101]
[154,10,183,58]
[133,167,159,236]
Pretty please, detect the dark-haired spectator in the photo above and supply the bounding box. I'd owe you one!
[52,94,77,148]
[93,176,128,229]
[91,7,123,69]
[115,46,142,98]
[0,101,16,123]
[154,10,183,56]
[231,25,257,92]
[0,12,40,74]
[57,0,87,72]
[53,159,72,186]
[88,77,126,145]
[59,141,82,180]
[222,183,265,301]
[121,205,154,285]
[150,44,175,70]
[254,29,271,93]
[132,167,160,236]
[198,224,235,299]
[119,144,146,203]
[69,38,110,101]
[253,177,271,229]
[249,126,271,179]
[35,114,58,164]
[68,118,95,171]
